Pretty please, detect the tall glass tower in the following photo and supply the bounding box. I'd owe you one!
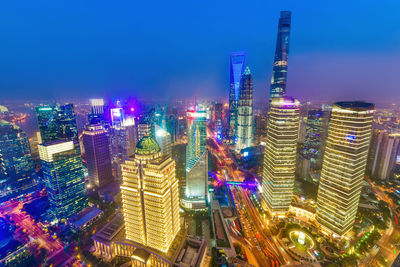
[185,108,208,209]
[269,11,291,100]
[39,140,88,221]
[316,102,374,238]
[229,52,246,141]
[262,97,300,217]
[0,120,35,198]
[121,136,180,253]
[35,104,79,145]
[236,66,254,150]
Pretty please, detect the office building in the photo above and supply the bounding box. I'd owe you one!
[302,109,327,169]
[0,120,34,197]
[185,109,208,209]
[368,129,400,180]
[82,124,113,189]
[110,116,137,180]
[35,104,79,144]
[262,97,300,217]
[120,136,180,253]
[269,11,291,101]
[155,126,172,158]
[229,52,246,141]
[88,98,105,124]
[236,66,254,150]
[39,140,88,221]
[316,101,374,237]
[214,102,223,137]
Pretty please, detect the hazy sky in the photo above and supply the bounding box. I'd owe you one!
[0,0,399,104]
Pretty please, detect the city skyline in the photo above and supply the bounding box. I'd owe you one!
[0,1,399,104]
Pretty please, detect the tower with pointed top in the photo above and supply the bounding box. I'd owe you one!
[236,66,254,150]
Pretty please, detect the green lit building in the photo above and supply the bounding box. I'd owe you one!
[39,140,87,221]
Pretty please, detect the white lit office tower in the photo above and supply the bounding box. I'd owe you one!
[120,136,180,253]
[262,97,300,217]
[316,101,374,238]
[155,125,172,158]
[184,108,208,209]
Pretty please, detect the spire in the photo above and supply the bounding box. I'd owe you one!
[244,66,251,75]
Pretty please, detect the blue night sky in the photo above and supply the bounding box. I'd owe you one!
[0,0,399,104]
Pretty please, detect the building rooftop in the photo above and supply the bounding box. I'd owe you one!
[335,101,374,111]
[174,236,207,267]
[135,136,161,155]
[92,213,124,243]
[132,249,151,263]
[69,206,103,229]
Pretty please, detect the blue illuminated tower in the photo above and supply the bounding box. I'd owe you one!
[269,11,291,101]
[229,52,246,141]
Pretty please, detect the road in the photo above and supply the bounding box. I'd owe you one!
[207,128,289,266]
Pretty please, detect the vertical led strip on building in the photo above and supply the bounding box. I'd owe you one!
[262,97,300,217]
[316,101,374,238]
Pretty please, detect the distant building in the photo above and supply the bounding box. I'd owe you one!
[155,126,172,158]
[229,52,246,141]
[269,11,291,101]
[88,98,105,124]
[316,101,374,238]
[82,124,113,189]
[120,136,180,253]
[185,109,208,209]
[214,102,223,136]
[0,120,35,198]
[254,113,268,144]
[110,116,137,180]
[368,129,400,180]
[262,97,300,217]
[35,104,79,145]
[236,66,254,150]
[39,140,88,221]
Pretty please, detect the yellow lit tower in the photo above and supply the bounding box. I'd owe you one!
[120,136,180,253]
[262,97,300,217]
[316,101,374,238]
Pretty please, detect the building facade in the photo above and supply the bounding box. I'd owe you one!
[269,11,291,100]
[229,52,246,141]
[0,120,35,197]
[262,97,300,217]
[120,136,180,253]
[236,66,254,150]
[185,109,208,208]
[39,140,88,221]
[155,126,172,158]
[82,124,113,188]
[316,101,374,237]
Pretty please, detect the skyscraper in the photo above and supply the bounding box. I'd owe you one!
[110,116,137,180]
[229,52,246,141]
[214,102,223,137]
[88,98,105,124]
[262,97,300,217]
[35,104,79,144]
[82,124,113,189]
[316,101,374,237]
[155,126,172,158]
[0,120,35,198]
[269,11,291,100]
[302,109,327,169]
[120,136,180,253]
[185,108,208,209]
[39,140,88,221]
[236,66,254,150]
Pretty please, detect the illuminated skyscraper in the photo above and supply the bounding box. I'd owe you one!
[0,120,35,198]
[269,11,291,100]
[121,136,180,253]
[88,98,105,124]
[229,52,246,140]
[214,102,223,137]
[155,126,172,158]
[82,124,113,188]
[110,116,137,180]
[316,101,374,237]
[35,104,79,144]
[236,66,254,150]
[262,97,300,217]
[185,109,208,209]
[39,140,88,221]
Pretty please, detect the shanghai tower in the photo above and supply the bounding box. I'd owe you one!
[269,11,291,100]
